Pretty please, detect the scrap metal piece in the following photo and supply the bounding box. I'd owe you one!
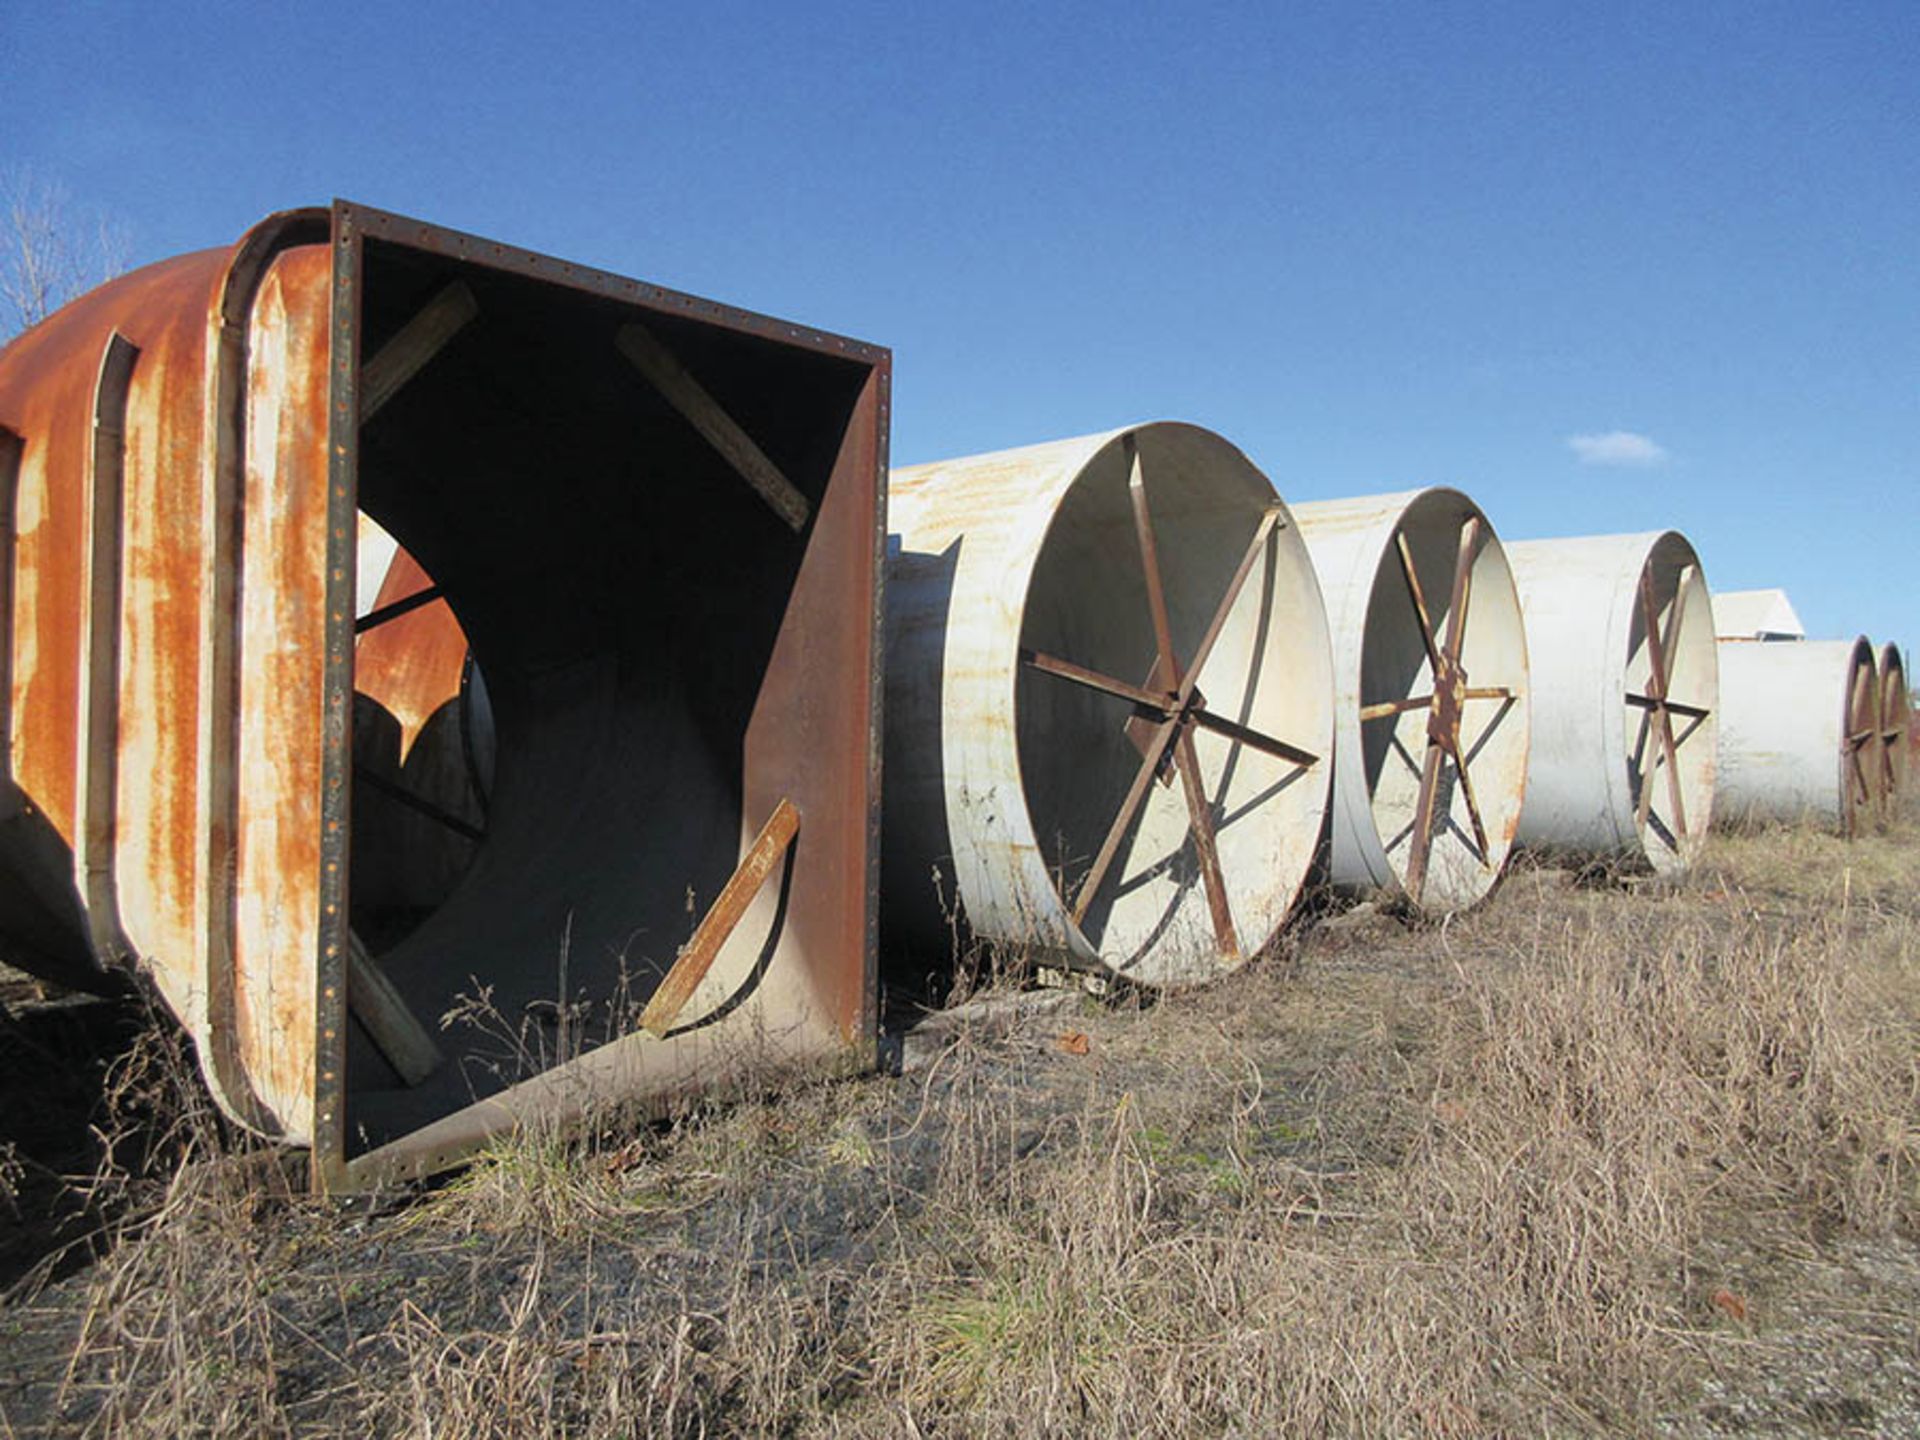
[615,321,811,532]
[358,281,478,423]
[347,931,444,1086]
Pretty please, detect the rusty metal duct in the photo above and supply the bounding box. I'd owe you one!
[0,202,889,1190]
[883,424,1335,989]
[1506,533,1718,874]
[1714,637,1878,835]
[1876,642,1908,818]
[1292,489,1531,913]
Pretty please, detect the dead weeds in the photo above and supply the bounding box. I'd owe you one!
[1,817,1917,1435]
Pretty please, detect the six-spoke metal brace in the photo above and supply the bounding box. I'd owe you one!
[1844,664,1881,827]
[1360,516,1515,906]
[1018,438,1318,960]
[1877,700,1907,811]
[1625,563,1711,854]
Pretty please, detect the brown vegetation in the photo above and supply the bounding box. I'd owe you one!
[3,813,1917,1435]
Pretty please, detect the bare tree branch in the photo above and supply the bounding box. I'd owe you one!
[1,168,131,342]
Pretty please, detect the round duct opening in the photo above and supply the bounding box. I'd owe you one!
[884,422,1334,990]
[1294,488,1530,913]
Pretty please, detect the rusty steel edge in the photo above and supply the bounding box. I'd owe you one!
[339,1047,878,1192]
[313,208,361,1192]
[862,360,892,1075]
[336,201,888,367]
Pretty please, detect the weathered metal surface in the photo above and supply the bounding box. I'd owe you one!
[1292,489,1531,913]
[883,423,1334,990]
[1507,532,1718,874]
[0,202,889,1190]
[1877,642,1907,816]
[1714,637,1877,835]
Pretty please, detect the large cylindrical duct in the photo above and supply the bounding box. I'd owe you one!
[1877,642,1908,817]
[1714,638,1878,835]
[0,202,890,1190]
[883,423,1335,990]
[1292,489,1531,913]
[1506,532,1718,874]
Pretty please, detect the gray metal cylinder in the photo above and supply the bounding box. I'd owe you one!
[1715,637,1878,834]
[883,422,1335,989]
[1292,489,1530,913]
[1507,532,1718,874]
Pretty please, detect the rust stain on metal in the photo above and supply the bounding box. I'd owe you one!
[232,244,332,1127]
[2,248,240,999]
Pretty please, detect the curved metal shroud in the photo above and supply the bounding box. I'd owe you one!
[1715,636,1878,836]
[1508,531,1719,874]
[0,202,889,1189]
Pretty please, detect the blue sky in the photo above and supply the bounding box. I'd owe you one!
[5,0,1914,647]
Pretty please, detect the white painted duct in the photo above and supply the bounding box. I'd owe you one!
[1714,637,1878,835]
[1292,489,1530,913]
[883,422,1335,989]
[1507,532,1718,874]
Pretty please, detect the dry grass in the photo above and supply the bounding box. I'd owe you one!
[4,815,1918,1436]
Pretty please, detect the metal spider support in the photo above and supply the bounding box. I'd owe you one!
[1356,516,1513,905]
[1018,438,1319,957]
[1624,563,1713,850]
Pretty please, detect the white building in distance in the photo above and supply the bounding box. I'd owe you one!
[1712,588,1806,642]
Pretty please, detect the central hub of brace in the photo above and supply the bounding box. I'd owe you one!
[1125,685,1207,782]
[1428,661,1468,743]
[1150,692,1206,782]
